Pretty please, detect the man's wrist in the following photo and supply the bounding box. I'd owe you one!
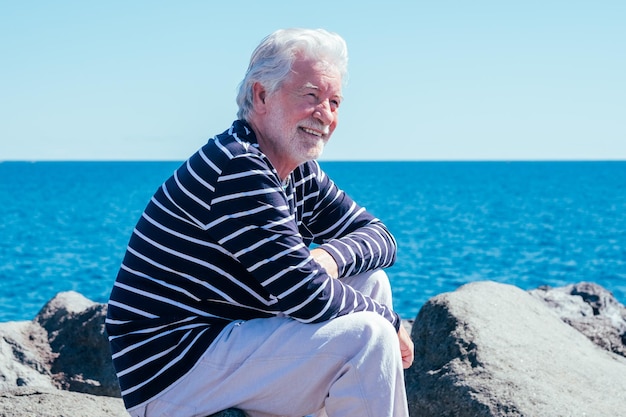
[311,247,339,279]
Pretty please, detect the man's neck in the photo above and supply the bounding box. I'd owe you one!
[246,119,300,181]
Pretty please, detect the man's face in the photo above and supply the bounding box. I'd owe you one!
[259,57,343,167]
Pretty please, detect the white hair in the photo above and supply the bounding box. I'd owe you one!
[236,28,348,121]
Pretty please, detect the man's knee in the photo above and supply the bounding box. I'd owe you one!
[367,269,393,304]
[347,311,399,350]
[343,269,394,306]
[332,312,401,377]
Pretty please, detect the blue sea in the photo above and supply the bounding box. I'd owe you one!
[1,161,625,322]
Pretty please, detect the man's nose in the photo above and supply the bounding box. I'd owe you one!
[314,100,334,125]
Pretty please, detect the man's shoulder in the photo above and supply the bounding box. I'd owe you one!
[208,121,262,160]
[188,122,265,178]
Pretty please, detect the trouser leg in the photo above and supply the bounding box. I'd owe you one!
[308,269,400,417]
[133,270,408,417]
[339,269,394,308]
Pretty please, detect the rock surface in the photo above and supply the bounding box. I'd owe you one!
[405,281,626,417]
[0,387,127,417]
[2,284,626,416]
[35,291,120,397]
[0,291,120,397]
[0,320,56,392]
[530,281,626,358]
[0,291,244,417]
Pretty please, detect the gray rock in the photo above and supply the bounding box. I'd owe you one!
[0,387,246,417]
[0,386,127,417]
[405,281,626,417]
[530,281,626,357]
[4,284,626,416]
[0,386,244,417]
[0,291,120,398]
[34,291,120,397]
[0,321,56,391]
[0,291,249,416]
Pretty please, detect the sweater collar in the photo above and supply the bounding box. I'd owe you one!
[230,119,258,146]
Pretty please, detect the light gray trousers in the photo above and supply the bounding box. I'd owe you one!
[129,270,409,417]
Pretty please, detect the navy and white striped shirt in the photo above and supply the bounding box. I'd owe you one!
[106,120,399,409]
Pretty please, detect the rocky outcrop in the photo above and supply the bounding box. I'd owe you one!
[530,281,626,358]
[2,283,626,416]
[35,291,120,397]
[0,387,127,417]
[0,291,119,397]
[0,320,55,391]
[405,281,626,416]
[0,291,244,417]
[0,386,245,417]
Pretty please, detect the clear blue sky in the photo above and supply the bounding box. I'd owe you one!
[1,1,624,161]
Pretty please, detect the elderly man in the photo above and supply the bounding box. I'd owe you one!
[106,28,413,417]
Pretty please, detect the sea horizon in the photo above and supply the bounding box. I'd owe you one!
[1,160,625,322]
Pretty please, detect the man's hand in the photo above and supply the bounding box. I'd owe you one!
[312,248,414,368]
[311,248,339,279]
[398,325,414,369]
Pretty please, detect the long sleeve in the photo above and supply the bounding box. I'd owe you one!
[297,162,397,278]
[204,153,399,328]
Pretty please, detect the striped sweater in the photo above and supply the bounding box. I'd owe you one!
[106,120,399,409]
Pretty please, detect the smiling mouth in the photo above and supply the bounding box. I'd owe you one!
[300,126,328,138]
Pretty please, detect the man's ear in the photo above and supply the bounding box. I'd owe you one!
[252,82,267,113]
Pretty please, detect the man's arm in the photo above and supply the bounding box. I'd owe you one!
[207,155,401,330]
[303,162,397,278]
[312,248,413,369]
